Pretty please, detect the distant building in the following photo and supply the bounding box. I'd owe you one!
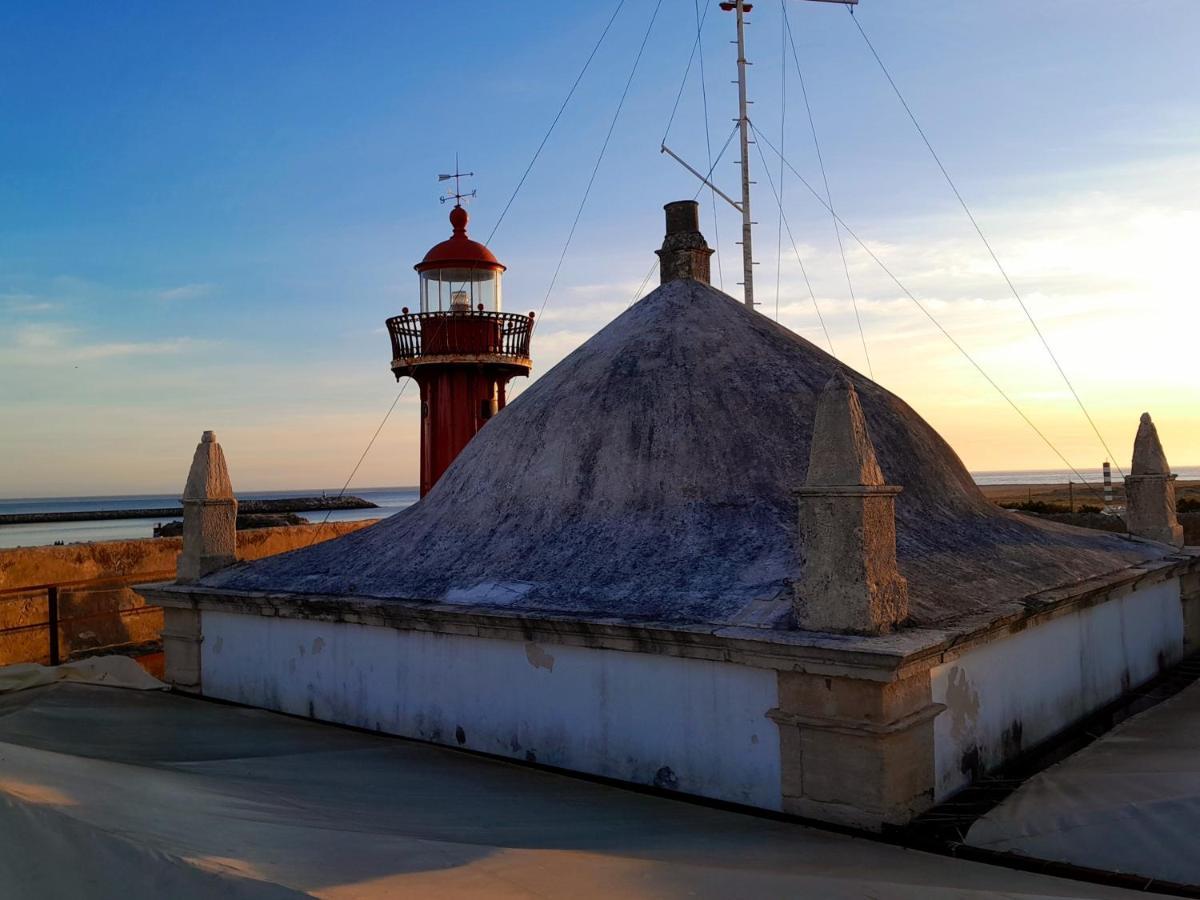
[386,204,533,497]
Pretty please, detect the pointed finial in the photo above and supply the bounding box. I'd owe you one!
[183,431,234,502]
[1124,411,1183,547]
[178,430,238,584]
[805,372,884,487]
[794,371,907,634]
[1131,412,1171,476]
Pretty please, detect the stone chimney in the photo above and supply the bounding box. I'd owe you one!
[793,373,908,634]
[177,430,238,583]
[1124,412,1183,547]
[656,200,713,285]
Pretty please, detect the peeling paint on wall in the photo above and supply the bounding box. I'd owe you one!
[524,642,555,672]
[199,612,783,810]
[931,577,1185,800]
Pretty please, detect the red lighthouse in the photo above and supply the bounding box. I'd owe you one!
[386,196,534,497]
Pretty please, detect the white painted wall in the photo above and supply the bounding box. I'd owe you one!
[200,612,783,810]
[930,577,1185,800]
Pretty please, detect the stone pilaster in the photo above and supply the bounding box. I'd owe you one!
[770,670,942,830]
[177,430,237,584]
[161,606,203,693]
[656,200,714,285]
[1124,412,1183,547]
[170,430,235,692]
[1180,571,1200,653]
[794,373,908,634]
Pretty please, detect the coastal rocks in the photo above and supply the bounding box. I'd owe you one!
[793,373,908,634]
[1125,413,1184,547]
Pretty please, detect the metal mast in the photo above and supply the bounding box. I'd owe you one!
[723,1,755,308]
[662,1,859,312]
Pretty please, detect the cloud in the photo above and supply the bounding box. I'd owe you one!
[155,283,214,302]
[1,323,203,364]
[1,294,59,314]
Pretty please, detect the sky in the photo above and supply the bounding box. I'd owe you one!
[1,0,1198,498]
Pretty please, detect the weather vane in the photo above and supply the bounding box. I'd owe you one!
[438,154,476,206]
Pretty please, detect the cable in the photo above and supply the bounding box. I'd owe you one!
[847,9,1122,476]
[753,131,836,356]
[693,0,725,292]
[629,260,658,308]
[307,379,411,546]
[775,0,786,321]
[632,124,739,309]
[537,0,665,327]
[661,0,712,145]
[659,1,724,291]
[785,3,871,378]
[753,124,1103,494]
[485,0,627,245]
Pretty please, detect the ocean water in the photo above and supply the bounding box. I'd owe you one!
[4,468,1199,549]
[0,487,419,549]
[972,466,1200,486]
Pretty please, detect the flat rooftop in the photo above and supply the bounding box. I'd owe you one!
[967,666,1200,888]
[0,681,1147,899]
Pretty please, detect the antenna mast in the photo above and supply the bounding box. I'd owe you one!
[662,1,858,310]
[720,1,755,309]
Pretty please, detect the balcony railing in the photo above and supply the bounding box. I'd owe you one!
[386,310,534,367]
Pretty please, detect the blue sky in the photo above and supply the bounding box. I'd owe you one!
[2,1,1198,496]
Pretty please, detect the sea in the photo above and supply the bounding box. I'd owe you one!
[0,486,419,550]
[3,468,1200,549]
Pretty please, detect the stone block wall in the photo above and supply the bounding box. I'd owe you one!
[0,521,376,666]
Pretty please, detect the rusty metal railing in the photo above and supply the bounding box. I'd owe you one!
[0,570,175,666]
[385,310,534,365]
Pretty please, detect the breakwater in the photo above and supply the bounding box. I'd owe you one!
[0,496,377,526]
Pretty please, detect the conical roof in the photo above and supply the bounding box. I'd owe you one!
[207,280,1169,627]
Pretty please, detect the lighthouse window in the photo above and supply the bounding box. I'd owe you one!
[420,268,502,314]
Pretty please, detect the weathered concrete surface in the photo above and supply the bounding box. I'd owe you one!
[0,684,1144,899]
[966,673,1200,888]
[795,374,908,634]
[199,611,784,809]
[931,574,1186,801]
[1125,412,1183,547]
[206,279,1172,628]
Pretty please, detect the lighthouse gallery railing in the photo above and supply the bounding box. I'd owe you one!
[386,310,534,365]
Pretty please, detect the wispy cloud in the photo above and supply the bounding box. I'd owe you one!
[1,293,59,314]
[155,283,214,302]
[2,323,204,364]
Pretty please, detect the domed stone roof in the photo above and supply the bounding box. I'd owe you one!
[206,279,1170,628]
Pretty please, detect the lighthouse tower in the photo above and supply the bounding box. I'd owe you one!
[386,196,534,497]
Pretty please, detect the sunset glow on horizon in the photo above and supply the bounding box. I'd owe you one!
[2,1,1197,497]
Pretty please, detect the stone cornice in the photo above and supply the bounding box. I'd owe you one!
[139,550,1200,684]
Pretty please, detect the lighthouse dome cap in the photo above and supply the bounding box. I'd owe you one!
[205,279,1173,628]
[416,205,505,273]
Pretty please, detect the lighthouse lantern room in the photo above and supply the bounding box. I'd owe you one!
[386,186,534,497]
